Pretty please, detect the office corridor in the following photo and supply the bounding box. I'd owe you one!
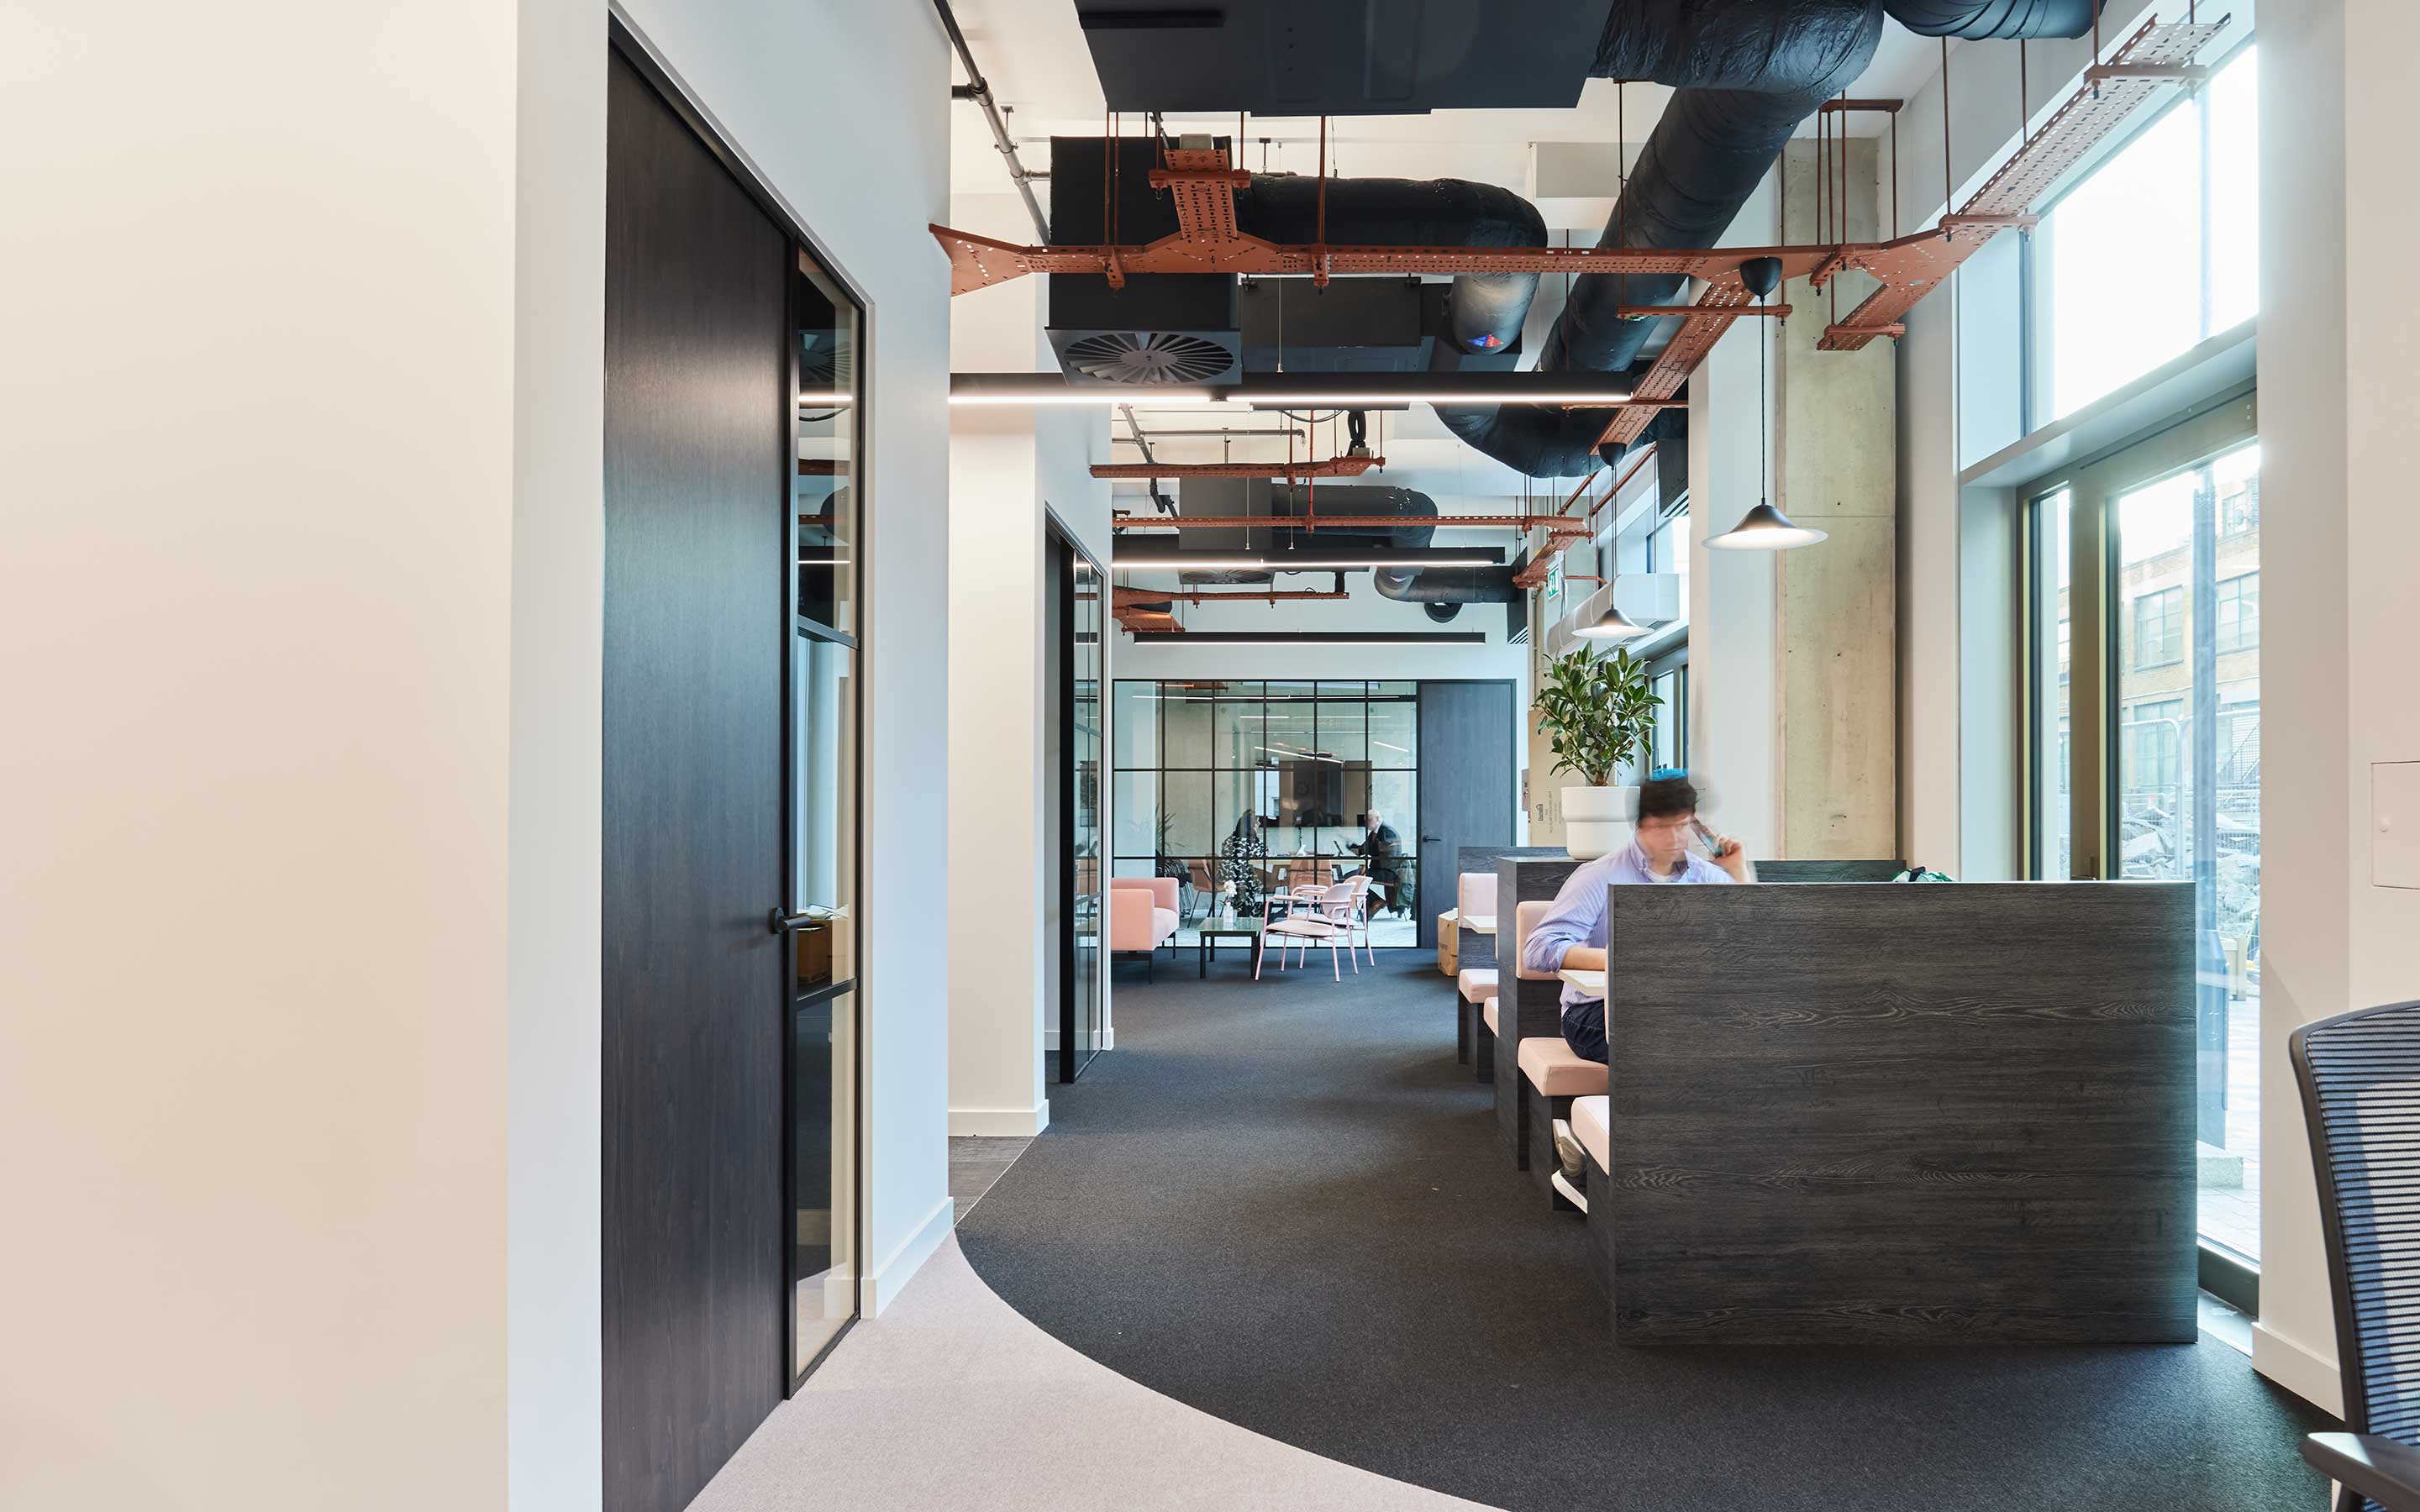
[958,953,2328,1512]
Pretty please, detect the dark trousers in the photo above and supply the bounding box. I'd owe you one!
[1561,998,1607,1063]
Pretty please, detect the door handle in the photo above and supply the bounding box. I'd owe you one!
[768,908,822,936]
[1420,833,1444,843]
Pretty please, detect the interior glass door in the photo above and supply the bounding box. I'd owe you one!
[790,249,861,1378]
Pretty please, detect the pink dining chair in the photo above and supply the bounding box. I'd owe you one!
[1258,879,1363,981]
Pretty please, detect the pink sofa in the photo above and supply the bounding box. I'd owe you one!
[1108,877,1180,981]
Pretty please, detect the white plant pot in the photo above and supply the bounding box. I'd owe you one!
[1561,784,1638,861]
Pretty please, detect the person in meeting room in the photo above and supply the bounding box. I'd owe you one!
[1352,808,1406,917]
[1220,810,1269,918]
[1522,769,1750,1058]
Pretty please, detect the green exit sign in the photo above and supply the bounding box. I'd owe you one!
[1544,554,1564,603]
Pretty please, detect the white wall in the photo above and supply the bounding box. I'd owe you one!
[512,0,608,1503]
[2250,0,2420,1415]
[3,6,517,1507]
[945,227,1113,1133]
[3,3,960,1507]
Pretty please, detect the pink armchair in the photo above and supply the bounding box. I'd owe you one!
[1108,877,1180,981]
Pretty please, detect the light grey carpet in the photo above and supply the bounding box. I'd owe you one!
[686,1235,1485,1511]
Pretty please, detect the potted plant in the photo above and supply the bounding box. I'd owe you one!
[1532,645,1661,859]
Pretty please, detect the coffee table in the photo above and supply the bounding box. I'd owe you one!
[1196,919,1266,978]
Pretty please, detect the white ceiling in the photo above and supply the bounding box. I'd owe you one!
[943,0,1954,192]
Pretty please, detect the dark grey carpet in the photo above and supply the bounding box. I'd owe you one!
[958,953,2332,1512]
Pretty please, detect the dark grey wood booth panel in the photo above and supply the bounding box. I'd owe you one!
[1607,880,2196,1345]
[1758,858,1906,883]
[1492,857,1582,1164]
[1454,846,1563,971]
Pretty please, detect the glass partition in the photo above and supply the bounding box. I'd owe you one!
[1113,680,1420,946]
[790,248,861,1379]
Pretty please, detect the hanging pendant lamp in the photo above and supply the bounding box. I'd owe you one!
[1572,601,1649,640]
[1708,256,1826,552]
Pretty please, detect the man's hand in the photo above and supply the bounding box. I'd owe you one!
[1710,836,1752,882]
[1562,946,1608,971]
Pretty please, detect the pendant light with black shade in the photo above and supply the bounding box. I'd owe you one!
[1708,255,1826,552]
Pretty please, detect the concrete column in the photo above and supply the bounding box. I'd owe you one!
[1775,137,1898,859]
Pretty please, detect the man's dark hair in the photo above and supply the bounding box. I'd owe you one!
[1636,773,1699,824]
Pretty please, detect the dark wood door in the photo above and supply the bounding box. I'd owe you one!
[603,50,788,1512]
[1415,681,1516,949]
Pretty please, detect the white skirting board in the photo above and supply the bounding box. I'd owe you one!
[2252,1321,2341,1417]
[949,1102,1052,1138]
[860,1192,955,1319]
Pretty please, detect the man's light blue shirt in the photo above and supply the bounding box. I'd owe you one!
[1519,838,1735,1016]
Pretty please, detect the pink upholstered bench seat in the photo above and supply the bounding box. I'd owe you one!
[1457,969,1498,1003]
[1518,1036,1608,1098]
[1481,999,1499,1036]
[1570,1095,1609,1173]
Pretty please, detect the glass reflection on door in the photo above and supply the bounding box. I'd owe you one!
[792,247,861,1378]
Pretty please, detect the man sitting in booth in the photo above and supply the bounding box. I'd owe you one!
[1520,771,1752,1067]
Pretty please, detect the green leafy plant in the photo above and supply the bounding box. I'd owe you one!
[1532,645,1660,788]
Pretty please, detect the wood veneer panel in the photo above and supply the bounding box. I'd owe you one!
[1606,881,2196,1344]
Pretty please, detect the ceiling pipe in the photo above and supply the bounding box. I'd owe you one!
[932,0,1050,241]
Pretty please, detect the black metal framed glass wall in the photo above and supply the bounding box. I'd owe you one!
[1050,522,1107,1083]
[2019,390,2260,1295]
[787,245,862,1383]
[1111,680,1421,946]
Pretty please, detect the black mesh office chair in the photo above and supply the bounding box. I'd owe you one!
[2297,1000,2420,1511]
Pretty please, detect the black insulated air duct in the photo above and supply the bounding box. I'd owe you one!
[1882,0,2102,39]
[1440,0,2104,477]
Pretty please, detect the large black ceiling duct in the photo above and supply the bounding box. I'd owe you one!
[1881,0,2103,39]
[1440,0,2105,476]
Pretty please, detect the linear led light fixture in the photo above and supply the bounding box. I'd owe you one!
[950,372,1639,408]
[1113,545,1502,571]
[1129,631,1489,645]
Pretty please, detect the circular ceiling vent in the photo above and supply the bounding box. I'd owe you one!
[1060,331,1232,385]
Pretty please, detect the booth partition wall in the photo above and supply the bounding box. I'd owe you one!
[602,34,862,1512]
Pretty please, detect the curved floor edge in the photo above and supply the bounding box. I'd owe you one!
[686,1235,1493,1512]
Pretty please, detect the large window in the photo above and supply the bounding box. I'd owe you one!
[2031,46,2258,421]
[1113,680,1420,946]
[2216,572,2260,653]
[2113,442,2261,1266]
[2033,423,2260,1273]
[2131,587,2184,669]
